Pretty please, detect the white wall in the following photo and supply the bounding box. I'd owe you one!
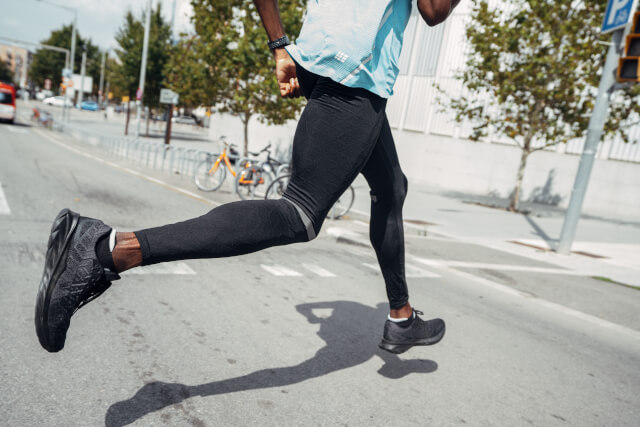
[394,130,640,221]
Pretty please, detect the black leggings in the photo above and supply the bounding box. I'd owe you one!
[135,65,409,309]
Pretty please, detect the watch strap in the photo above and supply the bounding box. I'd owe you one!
[268,35,290,51]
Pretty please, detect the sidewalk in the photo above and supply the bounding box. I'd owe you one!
[349,175,640,289]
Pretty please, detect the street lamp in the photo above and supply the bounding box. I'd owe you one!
[35,0,77,73]
[36,0,78,121]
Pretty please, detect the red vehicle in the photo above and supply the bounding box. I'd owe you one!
[0,82,16,124]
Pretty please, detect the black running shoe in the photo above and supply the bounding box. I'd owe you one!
[378,310,445,354]
[35,209,120,352]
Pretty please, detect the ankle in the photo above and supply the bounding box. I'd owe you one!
[112,232,143,273]
[390,302,413,320]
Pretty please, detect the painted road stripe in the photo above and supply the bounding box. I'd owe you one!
[0,183,10,215]
[32,129,221,207]
[363,262,440,278]
[7,126,28,134]
[412,257,582,276]
[261,264,303,277]
[124,262,196,275]
[302,263,336,277]
[410,255,640,342]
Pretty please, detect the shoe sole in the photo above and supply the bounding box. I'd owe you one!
[378,326,446,354]
[34,209,79,352]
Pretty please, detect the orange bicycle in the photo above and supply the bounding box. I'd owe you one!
[194,138,241,191]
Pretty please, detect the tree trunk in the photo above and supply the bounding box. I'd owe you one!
[242,113,251,157]
[509,145,531,212]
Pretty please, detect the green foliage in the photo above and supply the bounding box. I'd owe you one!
[164,0,306,153]
[29,24,101,94]
[0,58,12,83]
[442,0,640,210]
[112,4,172,107]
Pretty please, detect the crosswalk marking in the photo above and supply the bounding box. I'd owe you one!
[363,263,441,278]
[125,262,196,275]
[0,182,10,215]
[302,263,336,277]
[261,264,303,277]
[410,256,583,276]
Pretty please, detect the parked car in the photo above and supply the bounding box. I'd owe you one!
[172,115,198,125]
[0,82,16,124]
[36,90,53,101]
[79,100,99,111]
[43,96,73,108]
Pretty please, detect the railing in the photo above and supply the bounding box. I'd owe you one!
[53,121,218,178]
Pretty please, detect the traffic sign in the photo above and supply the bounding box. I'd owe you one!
[602,0,638,34]
[136,87,142,101]
[160,88,179,105]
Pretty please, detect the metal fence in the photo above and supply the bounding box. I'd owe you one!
[54,121,217,179]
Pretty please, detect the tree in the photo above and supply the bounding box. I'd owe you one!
[164,0,306,155]
[29,24,101,96]
[0,58,12,83]
[442,0,640,211]
[112,4,172,108]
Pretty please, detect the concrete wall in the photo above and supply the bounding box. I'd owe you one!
[208,112,640,221]
[394,130,640,220]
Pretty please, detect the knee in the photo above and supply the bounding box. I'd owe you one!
[372,173,408,207]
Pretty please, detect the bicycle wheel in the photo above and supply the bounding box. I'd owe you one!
[328,185,355,219]
[235,164,273,200]
[194,158,226,192]
[265,174,290,200]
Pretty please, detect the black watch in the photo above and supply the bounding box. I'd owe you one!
[268,35,290,51]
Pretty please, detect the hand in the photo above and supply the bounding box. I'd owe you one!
[274,49,302,98]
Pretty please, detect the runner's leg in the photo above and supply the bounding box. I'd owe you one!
[360,117,410,311]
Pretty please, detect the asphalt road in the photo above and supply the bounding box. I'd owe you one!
[1,119,639,426]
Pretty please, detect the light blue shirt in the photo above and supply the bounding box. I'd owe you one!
[286,0,412,98]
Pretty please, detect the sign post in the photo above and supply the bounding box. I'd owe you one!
[557,0,637,254]
[160,88,179,145]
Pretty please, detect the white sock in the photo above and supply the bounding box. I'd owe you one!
[388,311,416,322]
[108,229,117,252]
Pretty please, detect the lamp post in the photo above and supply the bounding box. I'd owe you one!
[35,0,77,71]
[36,0,77,121]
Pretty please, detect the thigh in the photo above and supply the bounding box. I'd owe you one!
[360,116,405,196]
[283,76,387,229]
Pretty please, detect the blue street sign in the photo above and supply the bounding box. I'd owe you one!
[602,0,638,34]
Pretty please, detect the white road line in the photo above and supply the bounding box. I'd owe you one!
[363,262,440,278]
[302,263,336,277]
[353,220,369,228]
[124,262,196,275]
[6,126,28,134]
[32,129,221,207]
[409,255,640,341]
[261,264,303,277]
[405,263,441,278]
[411,257,583,275]
[0,183,10,215]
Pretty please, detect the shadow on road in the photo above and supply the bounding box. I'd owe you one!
[105,301,438,426]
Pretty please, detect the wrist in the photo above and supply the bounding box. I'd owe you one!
[273,47,290,61]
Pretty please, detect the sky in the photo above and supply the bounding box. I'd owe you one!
[0,0,194,51]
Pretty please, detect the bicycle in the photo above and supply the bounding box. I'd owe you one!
[264,174,355,219]
[234,144,284,200]
[194,137,241,192]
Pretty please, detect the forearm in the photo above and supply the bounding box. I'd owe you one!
[253,0,286,41]
[417,0,461,26]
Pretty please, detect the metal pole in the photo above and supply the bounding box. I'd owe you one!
[77,50,86,107]
[136,0,152,137]
[70,12,77,73]
[556,29,624,254]
[99,50,106,106]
